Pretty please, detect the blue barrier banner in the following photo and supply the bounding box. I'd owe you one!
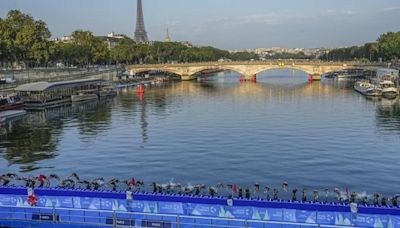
[100,199,114,210]
[317,211,336,225]
[225,206,253,219]
[187,203,222,217]
[251,207,262,220]
[283,209,297,222]
[0,195,18,206]
[37,196,73,208]
[126,200,157,213]
[296,210,316,223]
[73,197,101,209]
[333,212,353,226]
[158,201,184,215]
[262,208,283,221]
[116,200,129,211]
[356,213,388,228]
[389,216,400,228]
[126,200,144,212]
[59,197,74,208]
[1,190,400,228]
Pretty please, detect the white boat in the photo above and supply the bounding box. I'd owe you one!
[354,81,382,96]
[379,80,398,99]
[98,86,117,98]
[71,90,98,102]
[0,78,16,84]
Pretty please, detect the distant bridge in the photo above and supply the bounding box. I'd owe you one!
[127,61,383,81]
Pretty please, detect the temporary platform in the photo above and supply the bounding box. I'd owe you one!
[0,186,399,227]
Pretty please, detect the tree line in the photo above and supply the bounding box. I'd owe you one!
[2,10,399,68]
[320,32,400,62]
[0,10,258,68]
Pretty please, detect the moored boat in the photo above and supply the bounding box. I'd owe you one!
[98,86,117,98]
[379,80,399,99]
[354,80,382,96]
[71,90,98,102]
[0,95,24,111]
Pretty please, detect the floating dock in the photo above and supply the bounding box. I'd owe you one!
[0,187,399,227]
[0,110,26,123]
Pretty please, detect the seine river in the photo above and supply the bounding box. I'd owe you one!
[1,69,399,197]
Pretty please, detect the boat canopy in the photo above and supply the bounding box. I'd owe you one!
[16,79,103,92]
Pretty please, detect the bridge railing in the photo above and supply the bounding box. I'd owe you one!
[0,205,362,228]
[128,61,387,68]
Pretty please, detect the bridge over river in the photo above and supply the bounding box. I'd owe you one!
[128,61,384,81]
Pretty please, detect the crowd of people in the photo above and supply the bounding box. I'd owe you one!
[0,173,399,207]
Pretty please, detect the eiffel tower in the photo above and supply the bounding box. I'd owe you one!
[134,0,149,43]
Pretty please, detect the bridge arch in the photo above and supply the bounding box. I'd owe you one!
[130,68,183,77]
[188,66,246,77]
[251,65,315,76]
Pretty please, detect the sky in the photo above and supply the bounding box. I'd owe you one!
[1,0,400,50]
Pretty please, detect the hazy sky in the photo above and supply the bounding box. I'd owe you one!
[1,0,400,49]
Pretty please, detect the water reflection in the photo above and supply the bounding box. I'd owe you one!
[0,112,61,172]
[321,78,355,89]
[73,100,113,139]
[0,99,114,172]
[138,94,148,144]
[375,99,400,134]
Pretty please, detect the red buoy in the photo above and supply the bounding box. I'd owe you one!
[138,83,144,94]
[251,74,257,83]
[308,74,313,82]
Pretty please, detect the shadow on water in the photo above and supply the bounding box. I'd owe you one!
[0,99,115,172]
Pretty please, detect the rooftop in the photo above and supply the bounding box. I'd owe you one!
[15,78,103,92]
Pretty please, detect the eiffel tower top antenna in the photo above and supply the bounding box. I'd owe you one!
[134,0,149,43]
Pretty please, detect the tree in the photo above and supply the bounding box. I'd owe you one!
[0,10,51,66]
[377,32,400,61]
[110,37,137,63]
[67,30,110,65]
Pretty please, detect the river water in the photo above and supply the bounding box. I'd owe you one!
[0,69,399,197]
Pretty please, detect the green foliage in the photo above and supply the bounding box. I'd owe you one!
[0,10,51,64]
[50,30,110,66]
[110,40,258,64]
[262,52,315,60]
[377,32,400,60]
[230,51,259,61]
[110,37,137,63]
[320,32,399,61]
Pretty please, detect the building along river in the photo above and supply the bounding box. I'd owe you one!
[0,69,399,197]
